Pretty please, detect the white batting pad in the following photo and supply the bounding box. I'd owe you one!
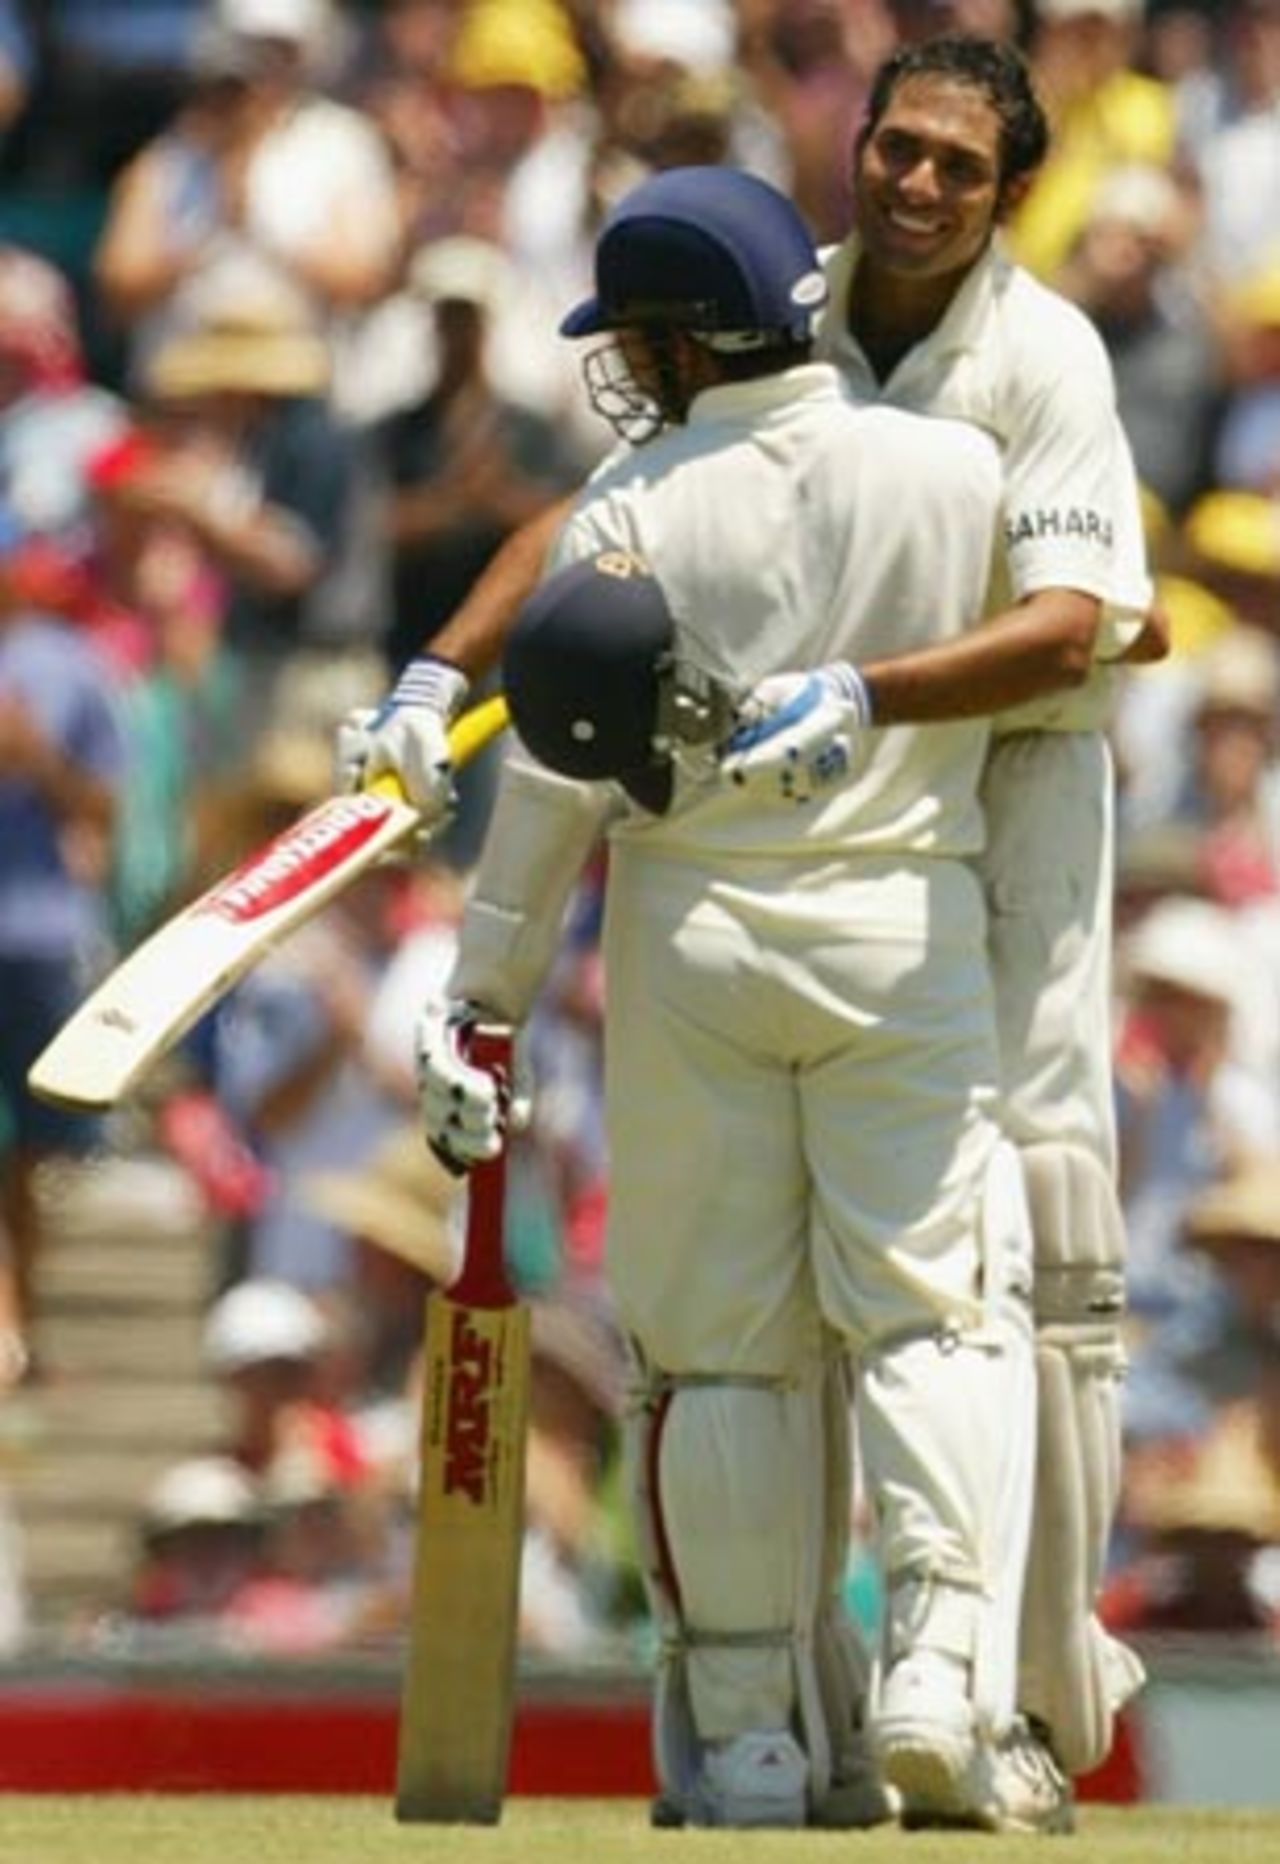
[627,1365,834,1805]
[858,1139,1036,1737]
[1017,1141,1139,1775]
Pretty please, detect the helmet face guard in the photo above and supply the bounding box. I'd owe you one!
[578,331,687,443]
[502,552,737,813]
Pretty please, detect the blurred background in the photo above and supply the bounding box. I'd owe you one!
[1,0,1279,1806]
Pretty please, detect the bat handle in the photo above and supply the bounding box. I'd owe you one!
[367,694,511,805]
[451,1025,516,1311]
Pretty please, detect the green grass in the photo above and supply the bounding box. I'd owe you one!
[0,1800,1277,1864]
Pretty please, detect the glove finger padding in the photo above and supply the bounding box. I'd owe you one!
[334,706,379,793]
[415,999,528,1172]
[720,665,870,804]
[366,706,459,822]
[337,654,470,821]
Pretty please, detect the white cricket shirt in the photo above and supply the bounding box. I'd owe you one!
[816,235,1154,731]
[549,362,1002,863]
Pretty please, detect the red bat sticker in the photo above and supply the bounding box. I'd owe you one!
[201,794,397,924]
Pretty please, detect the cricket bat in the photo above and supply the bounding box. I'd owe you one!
[396,1024,529,1824]
[26,695,509,1112]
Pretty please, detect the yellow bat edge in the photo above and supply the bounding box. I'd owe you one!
[396,1292,530,1824]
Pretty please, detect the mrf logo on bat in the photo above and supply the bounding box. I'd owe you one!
[424,1308,517,1507]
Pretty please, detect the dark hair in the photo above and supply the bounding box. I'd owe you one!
[859,36,1050,196]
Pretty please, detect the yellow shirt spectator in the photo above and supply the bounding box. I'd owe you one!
[1011,0,1176,282]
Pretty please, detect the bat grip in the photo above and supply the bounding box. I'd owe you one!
[451,1025,516,1310]
[367,694,511,805]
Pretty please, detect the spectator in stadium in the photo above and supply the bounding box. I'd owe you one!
[446,0,592,226]
[1110,1158,1280,1638]
[202,1276,370,1488]
[1012,0,1177,283]
[74,427,239,945]
[91,0,401,406]
[1053,162,1221,518]
[0,244,128,554]
[1107,1369,1280,1635]
[1165,627,1280,910]
[126,286,387,746]
[121,1453,267,1637]
[1185,0,1280,292]
[1182,1156,1280,1392]
[302,1121,458,1439]
[378,234,584,677]
[1209,260,1280,498]
[209,745,413,1294]
[734,0,896,244]
[0,538,127,1369]
[518,1292,637,1660]
[374,233,582,864]
[1115,894,1280,1441]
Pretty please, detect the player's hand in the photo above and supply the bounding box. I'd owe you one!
[415,999,532,1175]
[720,662,872,804]
[335,654,470,822]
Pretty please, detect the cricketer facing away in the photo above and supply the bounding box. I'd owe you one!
[340,37,1161,1822]
[414,165,1039,1833]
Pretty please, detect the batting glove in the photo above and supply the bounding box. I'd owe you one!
[416,999,532,1176]
[720,662,873,804]
[335,654,470,822]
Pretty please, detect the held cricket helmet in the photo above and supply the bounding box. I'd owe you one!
[560,164,828,348]
[502,552,734,814]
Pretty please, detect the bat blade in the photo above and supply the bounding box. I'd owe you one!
[395,1296,530,1822]
[26,694,509,1111]
[396,1028,527,1825]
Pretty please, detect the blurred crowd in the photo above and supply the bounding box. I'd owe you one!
[1,0,1280,1663]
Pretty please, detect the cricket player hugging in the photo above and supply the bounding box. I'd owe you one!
[412,164,1040,1840]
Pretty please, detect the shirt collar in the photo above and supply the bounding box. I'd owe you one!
[821,230,1008,366]
[685,360,844,425]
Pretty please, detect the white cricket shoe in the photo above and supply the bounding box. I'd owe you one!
[685,1729,808,1828]
[651,1722,894,1831]
[898,1716,1077,1834]
[982,1718,1077,1835]
[872,1649,977,1818]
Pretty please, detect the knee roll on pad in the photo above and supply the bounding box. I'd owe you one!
[1017,1143,1140,1776]
[1021,1139,1125,1323]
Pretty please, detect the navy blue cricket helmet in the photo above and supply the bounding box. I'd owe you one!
[503,552,680,814]
[560,165,827,349]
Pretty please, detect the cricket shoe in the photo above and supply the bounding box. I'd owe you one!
[651,1725,896,1831]
[872,1649,978,1819]
[652,1729,808,1828]
[981,1718,1076,1834]
[898,1716,1077,1835]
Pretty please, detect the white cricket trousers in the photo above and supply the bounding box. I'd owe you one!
[601,849,1009,1364]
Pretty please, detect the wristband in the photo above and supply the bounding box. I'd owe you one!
[825,660,874,727]
[387,654,470,718]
